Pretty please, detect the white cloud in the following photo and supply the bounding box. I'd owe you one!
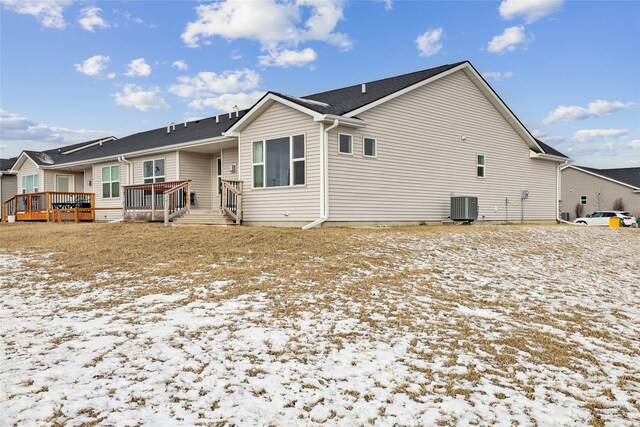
[123,11,156,28]
[543,100,637,124]
[180,0,351,66]
[487,26,530,54]
[572,129,629,143]
[499,0,563,23]
[113,84,169,111]
[0,109,118,157]
[381,0,393,11]
[625,139,640,150]
[125,58,152,77]
[531,129,565,143]
[231,50,243,60]
[78,6,109,32]
[258,48,317,67]
[415,28,443,57]
[169,69,261,99]
[172,60,189,71]
[188,91,265,112]
[482,71,514,82]
[74,55,112,78]
[0,0,73,29]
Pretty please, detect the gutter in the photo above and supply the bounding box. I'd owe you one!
[302,119,339,230]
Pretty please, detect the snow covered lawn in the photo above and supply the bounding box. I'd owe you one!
[1,224,639,425]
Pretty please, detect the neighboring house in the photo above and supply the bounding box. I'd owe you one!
[1,157,18,220]
[6,60,569,226]
[560,165,640,220]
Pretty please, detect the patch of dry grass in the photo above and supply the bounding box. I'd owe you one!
[1,222,639,425]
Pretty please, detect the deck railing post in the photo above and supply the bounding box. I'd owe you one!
[151,185,156,221]
[163,192,169,224]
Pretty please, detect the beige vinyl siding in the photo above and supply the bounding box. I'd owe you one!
[560,168,640,220]
[221,146,239,182]
[132,152,178,184]
[239,102,321,222]
[328,70,558,222]
[179,151,213,210]
[75,173,84,192]
[1,175,17,218]
[93,160,130,221]
[84,168,93,193]
[43,170,83,192]
[16,157,43,193]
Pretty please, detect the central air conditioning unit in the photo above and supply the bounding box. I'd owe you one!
[450,196,478,221]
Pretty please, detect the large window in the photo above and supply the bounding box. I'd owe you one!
[252,135,305,188]
[102,166,120,198]
[21,174,39,193]
[339,134,352,154]
[143,159,165,183]
[477,155,485,178]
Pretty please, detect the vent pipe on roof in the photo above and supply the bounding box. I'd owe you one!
[184,121,187,128]
[216,116,220,123]
[233,104,239,118]
[361,83,366,94]
[172,122,176,131]
[228,112,232,119]
[167,123,171,133]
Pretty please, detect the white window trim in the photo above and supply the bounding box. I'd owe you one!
[477,154,486,179]
[143,158,166,183]
[21,173,39,194]
[252,134,307,189]
[54,173,75,192]
[216,157,223,196]
[363,137,377,159]
[252,141,265,189]
[580,195,587,205]
[338,133,353,155]
[101,165,120,199]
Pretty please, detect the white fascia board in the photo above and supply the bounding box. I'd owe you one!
[315,114,367,128]
[38,136,236,169]
[565,164,640,191]
[344,63,469,118]
[225,93,324,136]
[61,136,118,154]
[529,150,572,163]
[10,152,39,172]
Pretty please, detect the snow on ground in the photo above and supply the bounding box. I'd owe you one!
[1,225,639,426]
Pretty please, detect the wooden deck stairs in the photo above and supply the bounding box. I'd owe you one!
[171,209,236,226]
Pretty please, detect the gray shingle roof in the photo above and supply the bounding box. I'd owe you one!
[578,166,640,188]
[278,61,468,116]
[1,157,17,171]
[19,60,567,166]
[22,113,246,166]
[534,139,569,159]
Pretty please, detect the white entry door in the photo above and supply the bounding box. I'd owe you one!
[56,175,74,192]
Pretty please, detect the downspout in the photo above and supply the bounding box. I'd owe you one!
[302,119,339,230]
[556,160,573,224]
[118,156,134,185]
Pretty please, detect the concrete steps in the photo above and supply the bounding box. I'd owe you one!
[171,210,236,226]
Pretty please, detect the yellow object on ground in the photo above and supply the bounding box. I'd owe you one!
[609,217,621,227]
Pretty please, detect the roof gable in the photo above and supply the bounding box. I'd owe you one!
[564,165,640,190]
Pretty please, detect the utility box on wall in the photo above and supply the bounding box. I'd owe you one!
[450,196,479,221]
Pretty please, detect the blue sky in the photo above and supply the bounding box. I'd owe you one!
[1,0,638,168]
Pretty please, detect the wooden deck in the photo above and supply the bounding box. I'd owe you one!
[2,192,96,223]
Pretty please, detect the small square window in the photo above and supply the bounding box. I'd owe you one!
[580,195,587,205]
[339,134,352,154]
[363,138,376,157]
